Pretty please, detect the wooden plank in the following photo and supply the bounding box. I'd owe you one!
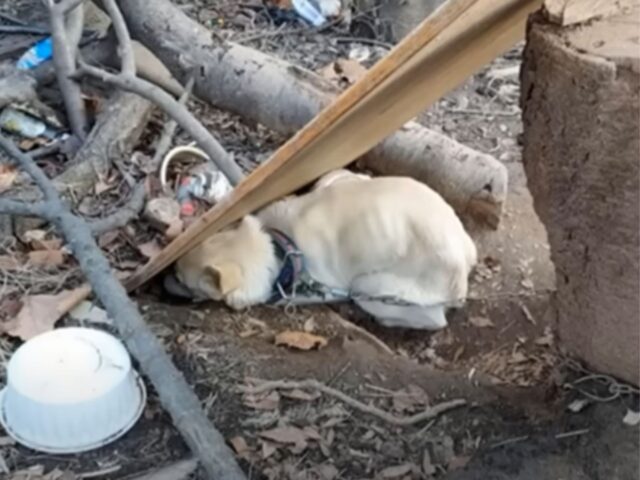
[544,0,637,26]
[124,0,541,292]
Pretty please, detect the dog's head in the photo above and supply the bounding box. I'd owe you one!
[173,216,275,308]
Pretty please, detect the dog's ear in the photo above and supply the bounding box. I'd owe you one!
[201,263,243,296]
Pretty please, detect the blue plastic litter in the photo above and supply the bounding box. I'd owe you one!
[16,37,53,70]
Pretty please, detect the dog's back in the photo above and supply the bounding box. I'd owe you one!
[259,176,477,310]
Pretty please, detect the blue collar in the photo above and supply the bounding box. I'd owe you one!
[267,228,305,304]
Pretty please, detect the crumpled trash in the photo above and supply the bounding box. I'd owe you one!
[0,106,60,140]
[176,168,232,216]
[267,0,342,27]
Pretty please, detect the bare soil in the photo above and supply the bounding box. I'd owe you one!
[0,1,638,479]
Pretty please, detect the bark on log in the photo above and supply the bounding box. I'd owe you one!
[115,0,508,227]
[521,10,640,385]
[56,90,154,195]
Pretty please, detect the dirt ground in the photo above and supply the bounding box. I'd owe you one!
[0,1,638,479]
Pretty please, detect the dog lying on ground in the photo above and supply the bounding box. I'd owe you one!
[172,170,477,330]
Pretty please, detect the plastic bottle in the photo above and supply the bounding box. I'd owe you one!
[16,37,53,70]
[0,108,59,139]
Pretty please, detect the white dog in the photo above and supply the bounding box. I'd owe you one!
[174,170,477,330]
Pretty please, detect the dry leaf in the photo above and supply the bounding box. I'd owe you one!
[243,390,280,410]
[164,218,184,240]
[422,449,437,475]
[23,229,47,246]
[138,240,163,259]
[275,330,328,350]
[229,435,250,455]
[3,288,87,340]
[98,230,120,249]
[303,316,317,332]
[69,301,111,325]
[0,296,23,320]
[94,178,114,195]
[261,440,278,459]
[469,316,494,328]
[259,426,308,449]
[508,351,529,364]
[312,464,339,480]
[448,455,472,470]
[0,164,17,193]
[379,463,414,478]
[280,388,320,402]
[28,249,65,267]
[144,197,181,233]
[33,238,63,251]
[392,384,429,413]
[0,255,22,271]
[567,398,590,413]
[623,409,640,426]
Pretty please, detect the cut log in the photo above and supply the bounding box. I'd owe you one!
[115,0,509,227]
[543,0,638,26]
[521,10,640,385]
[55,90,154,195]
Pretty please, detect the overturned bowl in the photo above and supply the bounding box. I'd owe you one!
[0,327,146,454]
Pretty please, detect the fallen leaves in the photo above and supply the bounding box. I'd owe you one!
[0,164,17,193]
[468,316,494,328]
[28,248,65,267]
[2,287,89,340]
[138,239,163,259]
[379,463,417,478]
[392,385,429,413]
[243,390,280,411]
[275,330,328,351]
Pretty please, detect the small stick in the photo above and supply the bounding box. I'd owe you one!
[88,182,145,235]
[555,428,590,440]
[241,379,466,426]
[490,434,529,449]
[45,0,88,139]
[151,75,196,172]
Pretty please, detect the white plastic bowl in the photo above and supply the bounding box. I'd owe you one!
[0,327,146,454]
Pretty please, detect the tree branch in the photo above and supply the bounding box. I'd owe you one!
[0,199,48,217]
[87,182,145,235]
[151,75,195,172]
[101,0,135,75]
[0,133,246,480]
[47,0,88,139]
[77,61,244,184]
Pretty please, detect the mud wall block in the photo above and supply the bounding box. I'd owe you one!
[521,8,640,384]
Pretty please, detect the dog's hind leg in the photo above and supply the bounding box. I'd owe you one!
[354,298,448,330]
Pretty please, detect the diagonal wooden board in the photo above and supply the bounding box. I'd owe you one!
[124,0,542,292]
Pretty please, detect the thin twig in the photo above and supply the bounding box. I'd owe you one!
[77,62,244,184]
[87,182,145,235]
[0,25,50,34]
[0,199,48,217]
[151,75,196,172]
[46,0,88,139]
[334,36,393,48]
[101,0,135,75]
[242,379,466,426]
[0,134,246,480]
[490,435,530,449]
[555,428,590,440]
